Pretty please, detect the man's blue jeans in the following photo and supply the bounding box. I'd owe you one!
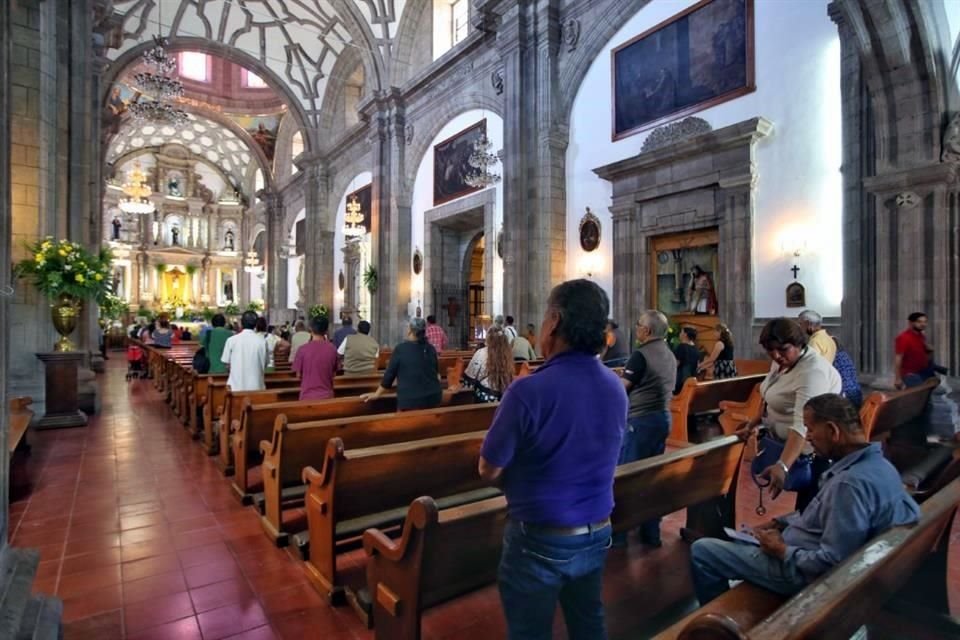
[616,411,671,543]
[690,538,808,604]
[498,520,612,640]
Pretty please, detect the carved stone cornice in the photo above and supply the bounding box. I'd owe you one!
[862,162,958,197]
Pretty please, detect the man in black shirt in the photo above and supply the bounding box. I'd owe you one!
[674,327,701,394]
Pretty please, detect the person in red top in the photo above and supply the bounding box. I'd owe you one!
[894,312,935,389]
[425,315,448,353]
[292,316,339,401]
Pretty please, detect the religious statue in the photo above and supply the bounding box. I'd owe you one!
[171,225,180,246]
[444,297,460,327]
[111,216,121,241]
[687,265,718,315]
[168,176,182,197]
[224,229,235,251]
[295,259,305,309]
[223,274,234,302]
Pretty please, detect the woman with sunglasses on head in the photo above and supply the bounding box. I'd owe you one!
[740,318,841,512]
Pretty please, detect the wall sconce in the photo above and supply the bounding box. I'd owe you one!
[579,252,601,279]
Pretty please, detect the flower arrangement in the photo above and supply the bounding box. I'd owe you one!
[99,293,129,321]
[15,237,113,301]
[665,322,682,350]
[246,300,264,313]
[224,303,241,316]
[309,304,328,319]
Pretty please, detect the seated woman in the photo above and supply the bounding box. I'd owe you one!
[741,318,841,512]
[152,318,173,348]
[456,327,514,402]
[698,323,738,379]
[832,337,863,408]
[361,317,443,411]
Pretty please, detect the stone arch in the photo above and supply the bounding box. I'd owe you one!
[829,0,947,168]
[330,159,375,236]
[389,0,434,86]
[404,92,504,196]
[329,0,388,97]
[102,38,317,154]
[317,46,368,143]
[556,0,653,131]
[111,148,234,194]
[273,113,303,186]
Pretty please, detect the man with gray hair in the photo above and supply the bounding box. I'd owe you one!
[617,309,677,547]
[798,309,836,364]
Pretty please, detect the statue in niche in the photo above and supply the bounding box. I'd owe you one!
[168,175,182,197]
[111,216,122,241]
[296,260,305,309]
[686,265,717,315]
[223,273,235,302]
[171,225,180,246]
[224,229,235,251]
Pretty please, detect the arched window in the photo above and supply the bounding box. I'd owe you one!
[433,0,470,59]
[254,168,264,194]
[242,69,267,89]
[179,52,210,82]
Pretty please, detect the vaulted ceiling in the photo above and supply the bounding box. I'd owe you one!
[105,1,407,130]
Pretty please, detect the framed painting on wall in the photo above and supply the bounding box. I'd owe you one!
[611,0,754,140]
[433,120,486,206]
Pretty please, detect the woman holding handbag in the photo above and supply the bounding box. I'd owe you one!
[740,318,842,512]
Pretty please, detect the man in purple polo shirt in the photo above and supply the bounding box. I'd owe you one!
[479,279,627,640]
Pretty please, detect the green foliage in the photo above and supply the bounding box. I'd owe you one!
[246,300,264,313]
[363,265,378,294]
[202,307,216,322]
[14,237,113,302]
[184,263,199,276]
[309,304,328,319]
[665,322,682,350]
[224,303,241,316]
[136,306,155,322]
[154,262,167,275]
[99,294,129,321]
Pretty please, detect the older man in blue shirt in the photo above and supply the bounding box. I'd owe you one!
[690,393,920,604]
[480,279,627,640]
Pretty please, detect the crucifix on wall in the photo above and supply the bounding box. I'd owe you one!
[791,264,800,279]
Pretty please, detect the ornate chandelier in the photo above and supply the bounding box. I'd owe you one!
[118,162,154,215]
[464,134,502,189]
[244,251,261,273]
[343,195,365,238]
[128,36,188,126]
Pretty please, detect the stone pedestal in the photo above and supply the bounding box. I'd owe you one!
[33,353,88,429]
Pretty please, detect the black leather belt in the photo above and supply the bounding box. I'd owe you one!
[521,519,611,536]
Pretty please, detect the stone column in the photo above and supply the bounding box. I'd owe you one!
[263,191,287,313]
[301,159,334,312]
[1,0,12,544]
[369,91,411,343]
[341,241,362,320]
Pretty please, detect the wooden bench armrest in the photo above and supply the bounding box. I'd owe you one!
[10,397,33,411]
[259,439,273,457]
[363,496,438,563]
[676,613,749,639]
[363,527,403,560]
[229,418,241,434]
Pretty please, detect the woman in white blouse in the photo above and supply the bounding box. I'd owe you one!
[456,327,515,402]
[741,318,842,511]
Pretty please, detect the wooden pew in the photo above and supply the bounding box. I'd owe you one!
[734,359,771,376]
[202,377,302,454]
[658,477,960,640]
[260,403,500,547]
[186,369,293,438]
[669,374,767,443]
[859,378,939,441]
[363,435,745,639]
[301,430,497,606]
[231,390,475,500]
[217,378,392,472]
[8,397,33,454]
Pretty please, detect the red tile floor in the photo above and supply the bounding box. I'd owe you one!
[8,358,960,639]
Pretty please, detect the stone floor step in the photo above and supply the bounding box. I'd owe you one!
[0,546,40,639]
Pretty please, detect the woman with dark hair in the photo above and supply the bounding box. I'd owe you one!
[457,326,515,402]
[699,322,738,379]
[832,337,863,408]
[152,317,173,348]
[361,317,443,410]
[741,318,841,512]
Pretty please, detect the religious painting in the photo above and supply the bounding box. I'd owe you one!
[651,228,720,317]
[230,113,282,162]
[579,208,601,252]
[433,120,486,206]
[786,282,806,308]
[413,248,423,275]
[345,184,373,233]
[103,82,141,134]
[611,0,754,140]
[218,269,236,306]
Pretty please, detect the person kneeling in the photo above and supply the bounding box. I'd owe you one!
[689,393,920,604]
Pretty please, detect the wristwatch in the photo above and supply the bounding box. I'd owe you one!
[776,460,790,474]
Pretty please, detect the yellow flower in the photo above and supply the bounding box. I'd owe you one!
[35,253,44,262]
[41,242,51,250]
[94,273,103,281]
[58,249,67,257]
[75,274,85,283]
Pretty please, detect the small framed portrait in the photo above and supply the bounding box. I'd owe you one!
[338,270,345,291]
[412,249,423,275]
[579,208,602,253]
[785,282,806,308]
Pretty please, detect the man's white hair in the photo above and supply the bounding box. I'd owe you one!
[799,310,823,327]
[638,310,669,338]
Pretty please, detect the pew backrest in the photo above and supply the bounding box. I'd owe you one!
[670,374,767,442]
[860,378,939,441]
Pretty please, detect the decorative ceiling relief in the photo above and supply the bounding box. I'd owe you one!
[105,1,408,126]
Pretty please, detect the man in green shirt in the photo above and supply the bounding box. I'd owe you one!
[202,313,233,374]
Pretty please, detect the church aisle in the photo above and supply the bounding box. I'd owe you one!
[8,359,960,639]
